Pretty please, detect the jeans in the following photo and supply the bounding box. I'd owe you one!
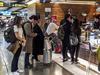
[11,44,22,72]
[25,53,31,68]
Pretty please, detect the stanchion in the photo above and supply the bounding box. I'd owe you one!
[83,41,93,75]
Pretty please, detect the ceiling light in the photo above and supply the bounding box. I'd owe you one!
[26,0,37,5]
[50,1,96,5]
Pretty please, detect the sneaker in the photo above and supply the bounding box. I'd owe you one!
[71,61,74,64]
[63,58,68,62]
[17,69,24,73]
[25,65,32,69]
[13,72,19,75]
[75,59,79,64]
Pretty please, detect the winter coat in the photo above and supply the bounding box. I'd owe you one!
[23,22,33,53]
[32,24,44,55]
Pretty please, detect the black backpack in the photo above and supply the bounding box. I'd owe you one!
[4,27,17,43]
[57,22,66,40]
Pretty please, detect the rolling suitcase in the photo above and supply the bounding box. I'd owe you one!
[43,38,52,64]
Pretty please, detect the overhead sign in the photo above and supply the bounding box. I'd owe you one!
[0,11,11,15]
[45,8,51,12]
[0,2,4,7]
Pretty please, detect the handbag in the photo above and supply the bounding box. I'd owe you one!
[69,33,79,46]
[7,41,20,54]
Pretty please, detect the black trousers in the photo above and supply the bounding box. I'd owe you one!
[11,44,22,72]
[32,52,38,61]
[71,43,80,61]
[25,53,31,68]
[62,40,71,59]
[98,63,100,71]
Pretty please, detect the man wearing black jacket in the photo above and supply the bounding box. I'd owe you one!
[61,14,72,62]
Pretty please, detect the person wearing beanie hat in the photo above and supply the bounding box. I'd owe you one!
[29,15,39,21]
[32,15,44,62]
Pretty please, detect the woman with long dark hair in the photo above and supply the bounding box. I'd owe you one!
[71,18,81,64]
[11,16,25,74]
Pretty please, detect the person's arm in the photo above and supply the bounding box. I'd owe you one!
[54,23,59,30]
[24,23,37,37]
[45,23,52,36]
[15,32,25,43]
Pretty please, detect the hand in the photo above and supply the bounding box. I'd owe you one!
[22,39,26,43]
[22,39,26,46]
[34,33,37,37]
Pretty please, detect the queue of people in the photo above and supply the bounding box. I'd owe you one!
[6,13,81,75]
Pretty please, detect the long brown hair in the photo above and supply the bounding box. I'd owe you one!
[13,16,22,27]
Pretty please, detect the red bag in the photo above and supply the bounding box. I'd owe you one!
[54,40,62,53]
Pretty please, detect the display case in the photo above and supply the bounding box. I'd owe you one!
[79,29,100,65]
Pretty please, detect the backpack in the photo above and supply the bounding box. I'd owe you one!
[69,33,79,46]
[57,22,66,40]
[4,27,17,43]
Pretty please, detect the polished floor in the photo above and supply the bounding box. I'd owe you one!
[0,29,73,75]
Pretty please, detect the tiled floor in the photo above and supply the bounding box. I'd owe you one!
[52,53,100,75]
[1,29,100,75]
[0,30,73,75]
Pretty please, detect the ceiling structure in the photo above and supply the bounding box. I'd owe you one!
[0,0,99,13]
[0,0,28,12]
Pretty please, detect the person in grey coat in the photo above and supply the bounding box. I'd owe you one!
[23,16,37,69]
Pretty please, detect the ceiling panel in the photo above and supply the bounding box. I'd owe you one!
[8,7,21,11]
[0,7,8,10]
[19,8,27,11]
[0,0,17,3]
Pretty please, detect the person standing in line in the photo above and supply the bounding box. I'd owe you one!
[23,16,37,69]
[46,17,59,36]
[45,18,59,51]
[31,15,44,61]
[11,16,26,75]
[71,18,81,64]
[61,14,72,62]
[43,17,51,33]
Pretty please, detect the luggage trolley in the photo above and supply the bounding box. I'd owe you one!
[43,37,52,64]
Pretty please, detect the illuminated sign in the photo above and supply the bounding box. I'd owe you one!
[0,2,4,7]
[0,11,11,15]
[12,4,27,8]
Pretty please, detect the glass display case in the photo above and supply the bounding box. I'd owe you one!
[79,29,100,65]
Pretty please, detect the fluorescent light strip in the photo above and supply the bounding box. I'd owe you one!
[9,7,21,11]
[26,0,37,5]
[50,1,96,5]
